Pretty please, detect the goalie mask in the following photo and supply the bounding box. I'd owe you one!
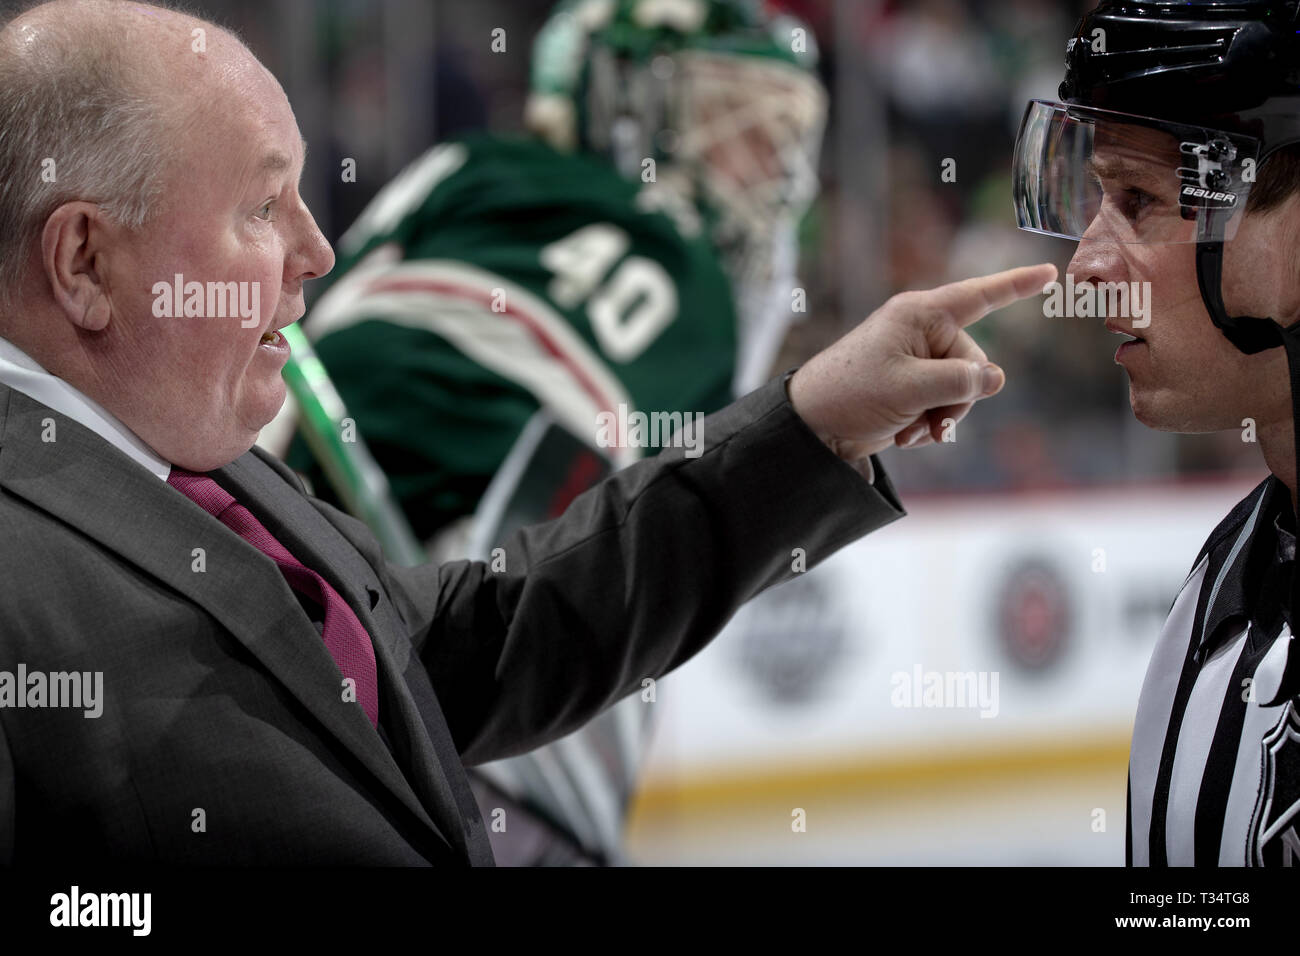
[525,0,827,393]
[526,0,825,260]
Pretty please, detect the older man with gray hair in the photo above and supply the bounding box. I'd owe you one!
[0,0,1052,865]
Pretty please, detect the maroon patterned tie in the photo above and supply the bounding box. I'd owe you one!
[167,468,380,728]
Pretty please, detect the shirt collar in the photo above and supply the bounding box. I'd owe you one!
[1197,475,1294,660]
[0,336,172,481]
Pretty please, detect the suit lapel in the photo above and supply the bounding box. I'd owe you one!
[213,450,489,863]
[0,384,468,859]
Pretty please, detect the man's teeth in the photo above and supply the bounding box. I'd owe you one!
[260,331,276,344]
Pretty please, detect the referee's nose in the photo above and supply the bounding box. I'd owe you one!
[1067,232,1128,307]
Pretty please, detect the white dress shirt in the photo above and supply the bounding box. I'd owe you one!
[0,336,171,481]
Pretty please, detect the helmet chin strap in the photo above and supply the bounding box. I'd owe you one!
[1195,221,1300,702]
[1194,239,1279,354]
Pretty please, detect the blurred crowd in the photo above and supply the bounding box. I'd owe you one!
[213,0,1268,495]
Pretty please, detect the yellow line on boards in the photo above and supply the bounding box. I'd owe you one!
[628,734,1132,817]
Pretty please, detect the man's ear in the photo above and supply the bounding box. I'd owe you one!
[40,201,114,332]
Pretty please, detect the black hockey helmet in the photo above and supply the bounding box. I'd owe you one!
[1014,0,1300,354]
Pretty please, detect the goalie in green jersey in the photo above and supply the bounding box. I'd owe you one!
[280,0,828,865]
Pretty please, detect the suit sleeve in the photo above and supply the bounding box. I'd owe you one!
[364,374,906,765]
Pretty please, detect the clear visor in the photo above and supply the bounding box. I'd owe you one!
[1012,99,1261,244]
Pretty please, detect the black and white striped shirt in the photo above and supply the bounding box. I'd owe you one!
[1129,474,1300,865]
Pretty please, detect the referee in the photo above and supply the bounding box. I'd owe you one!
[1013,0,1300,865]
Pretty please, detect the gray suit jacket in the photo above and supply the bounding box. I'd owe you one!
[0,374,904,864]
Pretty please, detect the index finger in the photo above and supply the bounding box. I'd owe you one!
[926,262,1058,327]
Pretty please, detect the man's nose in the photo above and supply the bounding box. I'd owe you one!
[1066,233,1122,288]
[289,203,335,283]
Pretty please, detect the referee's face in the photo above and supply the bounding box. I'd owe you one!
[1066,126,1295,437]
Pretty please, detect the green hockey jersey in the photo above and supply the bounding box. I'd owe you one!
[286,134,738,542]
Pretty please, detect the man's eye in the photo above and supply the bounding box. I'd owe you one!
[254,201,275,221]
[1122,187,1158,219]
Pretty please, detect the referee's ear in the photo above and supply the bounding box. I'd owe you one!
[1245,148,1300,324]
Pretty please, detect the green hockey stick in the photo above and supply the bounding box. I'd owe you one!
[279,323,426,568]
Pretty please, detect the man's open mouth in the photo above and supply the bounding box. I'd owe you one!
[1105,322,1145,343]
[260,330,281,346]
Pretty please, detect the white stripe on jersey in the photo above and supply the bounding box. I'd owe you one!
[1125,482,1300,866]
[1165,624,1250,865]
[307,257,640,469]
[1220,631,1291,864]
[1129,556,1208,867]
